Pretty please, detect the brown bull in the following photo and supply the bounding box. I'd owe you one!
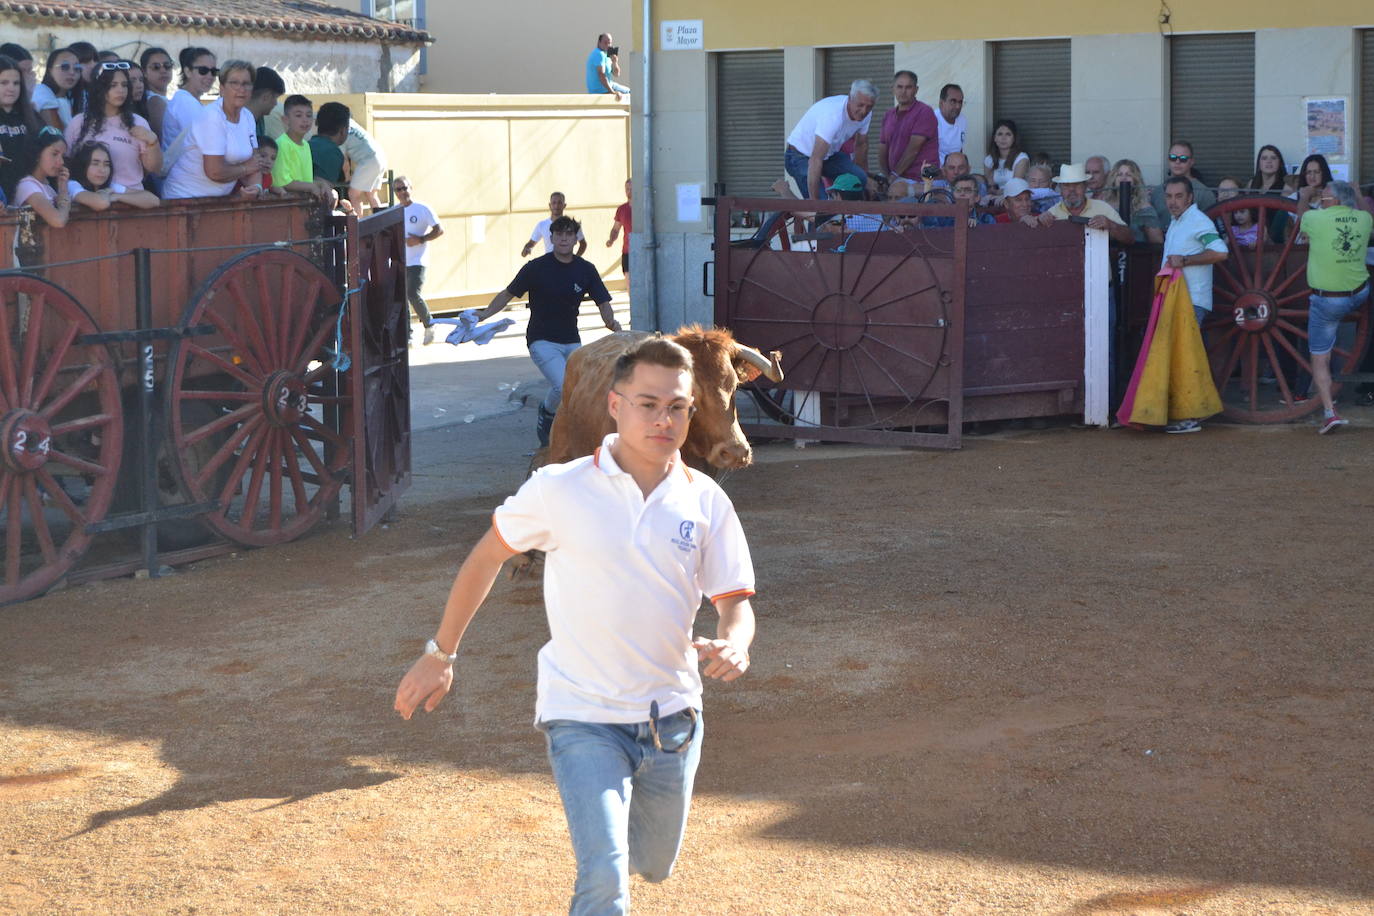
[546,326,783,470]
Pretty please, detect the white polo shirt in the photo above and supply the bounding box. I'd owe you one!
[1162,202,1228,311]
[786,95,872,159]
[492,434,756,725]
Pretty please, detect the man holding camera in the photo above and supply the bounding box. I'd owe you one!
[878,70,940,186]
[587,33,630,101]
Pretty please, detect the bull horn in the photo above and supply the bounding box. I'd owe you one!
[734,343,784,383]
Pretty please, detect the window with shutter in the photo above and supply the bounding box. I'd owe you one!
[1170,33,1255,185]
[714,50,785,198]
[991,40,1071,170]
[822,45,895,171]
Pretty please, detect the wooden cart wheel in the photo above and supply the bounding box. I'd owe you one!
[165,249,350,547]
[0,273,122,605]
[1202,195,1370,423]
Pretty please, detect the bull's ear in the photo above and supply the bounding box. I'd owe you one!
[735,359,763,384]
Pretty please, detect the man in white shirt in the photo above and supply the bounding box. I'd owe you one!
[1160,174,1229,433]
[393,176,444,345]
[522,191,587,257]
[783,80,879,200]
[394,335,757,916]
[936,83,966,165]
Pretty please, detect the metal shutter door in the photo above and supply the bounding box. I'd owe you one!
[823,45,896,164]
[715,51,785,197]
[1361,30,1374,185]
[1171,33,1255,184]
[991,40,1071,167]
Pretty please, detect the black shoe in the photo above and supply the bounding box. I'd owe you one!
[536,405,555,447]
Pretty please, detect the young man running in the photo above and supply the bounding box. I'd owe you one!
[394,335,757,915]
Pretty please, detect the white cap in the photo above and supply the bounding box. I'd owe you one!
[1002,177,1031,198]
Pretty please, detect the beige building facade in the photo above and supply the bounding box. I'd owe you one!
[352,0,634,94]
[627,1,1374,331]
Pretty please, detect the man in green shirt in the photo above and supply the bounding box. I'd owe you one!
[272,94,335,203]
[1299,180,1373,433]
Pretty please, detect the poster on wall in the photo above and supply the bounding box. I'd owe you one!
[1303,97,1347,158]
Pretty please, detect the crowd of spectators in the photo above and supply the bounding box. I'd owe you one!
[783,73,1374,433]
[781,73,1374,241]
[0,39,392,226]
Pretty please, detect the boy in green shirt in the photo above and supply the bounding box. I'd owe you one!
[271,94,336,203]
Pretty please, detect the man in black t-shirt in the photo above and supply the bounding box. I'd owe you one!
[477,215,621,446]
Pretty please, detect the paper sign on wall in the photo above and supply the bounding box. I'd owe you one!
[676,183,702,223]
[661,20,703,50]
[1304,97,1347,159]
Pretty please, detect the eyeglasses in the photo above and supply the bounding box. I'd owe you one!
[1168,154,1191,162]
[99,61,131,72]
[189,65,219,76]
[223,79,253,89]
[611,390,697,422]
[648,701,697,754]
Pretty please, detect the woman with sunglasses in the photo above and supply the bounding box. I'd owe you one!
[140,47,174,139]
[160,46,217,153]
[0,54,40,202]
[163,60,271,200]
[32,47,81,129]
[64,61,161,190]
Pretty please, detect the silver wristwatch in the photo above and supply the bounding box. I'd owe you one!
[424,638,456,665]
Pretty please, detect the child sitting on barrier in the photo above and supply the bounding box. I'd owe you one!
[67,140,158,210]
[14,128,72,226]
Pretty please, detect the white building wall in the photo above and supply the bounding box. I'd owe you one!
[1070,33,1168,181]
[1254,27,1357,177]
[6,21,422,94]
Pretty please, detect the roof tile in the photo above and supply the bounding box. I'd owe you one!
[0,0,431,43]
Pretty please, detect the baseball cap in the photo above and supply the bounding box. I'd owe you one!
[830,174,864,193]
[1002,177,1031,198]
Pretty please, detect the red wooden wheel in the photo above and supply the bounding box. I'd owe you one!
[1203,195,1370,423]
[165,249,350,547]
[0,273,122,605]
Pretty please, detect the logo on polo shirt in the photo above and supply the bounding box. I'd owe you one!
[670,520,698,553]
[573,283,584,293]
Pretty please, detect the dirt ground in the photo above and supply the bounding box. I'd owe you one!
[3,408,1373,915]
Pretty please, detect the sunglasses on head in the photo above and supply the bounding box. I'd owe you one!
[1168,153,1191,162]
[189,65,219,76]
[99,61,131,72]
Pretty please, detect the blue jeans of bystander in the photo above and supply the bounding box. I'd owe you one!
[783,147,868,200]
[540,709,703,916]
[527,339,581,413]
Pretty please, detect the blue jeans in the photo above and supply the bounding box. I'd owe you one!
[1308,285,1370,355]
[540,710,703,916]
[783,146,867,200]
[528,339,581,413]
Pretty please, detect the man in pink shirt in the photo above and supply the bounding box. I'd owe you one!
[878,70,939,184]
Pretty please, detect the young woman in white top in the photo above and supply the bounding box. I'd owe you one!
[983,118,1029,193]
[13,128,72,226]
[64,62,162,190]
[66,140,158,210]
[160,47,217,153]
[31,47,81,130]
[139,47,174,142]
[162,60,270,200]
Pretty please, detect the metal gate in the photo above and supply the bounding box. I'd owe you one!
[713,197,967,449]
[347,207,412,536]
